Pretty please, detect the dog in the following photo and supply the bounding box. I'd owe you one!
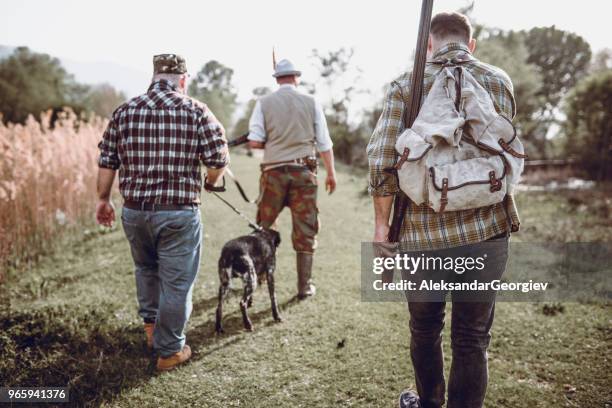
[215,228,282,333]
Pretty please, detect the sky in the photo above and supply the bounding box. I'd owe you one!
[2,0,610,111]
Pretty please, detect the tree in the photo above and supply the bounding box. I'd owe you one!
[520,27,591,158]
[0,47,78,123]
[311,48,369,166]
[523,26,591,121]
[232,86,271,138]
[563,69,612,181]
[0,47,123,123]
[188,60,237,129]
[591,48,612,74]
[475,26,591,158]
[77,83,126,119]
[476,30,544,156]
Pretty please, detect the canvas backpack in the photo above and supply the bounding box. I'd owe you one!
[392,53,527,213]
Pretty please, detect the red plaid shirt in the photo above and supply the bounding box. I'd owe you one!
[98,80,228,204]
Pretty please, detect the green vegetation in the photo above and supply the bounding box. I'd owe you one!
[474,26,592,159]
[0,47,125,123]
[563,69,612,181]
[1,155,610,407]
[475,31,543,155]
[232,86,271,139]
[188,60,238,129]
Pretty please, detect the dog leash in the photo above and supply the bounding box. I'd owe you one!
[225,167,255,203]
[210,191,262,231]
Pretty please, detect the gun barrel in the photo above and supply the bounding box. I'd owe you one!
[227,133,250,147]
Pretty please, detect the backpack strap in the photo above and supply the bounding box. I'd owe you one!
[499,139,528,159]
[428,51,475,67]
[440,178,449,213]
[385,62,465,175]
[453,67,463,112]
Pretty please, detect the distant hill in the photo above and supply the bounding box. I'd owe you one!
[0,45,147,98]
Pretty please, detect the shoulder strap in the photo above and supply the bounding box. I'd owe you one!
[428,51,475,67]
[391,52,474,127]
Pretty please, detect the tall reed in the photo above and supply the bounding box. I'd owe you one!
[0,110,105,279]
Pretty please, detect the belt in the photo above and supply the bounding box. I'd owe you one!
[260,156,317,172]
[123,201,199,211]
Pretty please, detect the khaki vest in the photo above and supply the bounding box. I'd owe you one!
[259,86,317,163]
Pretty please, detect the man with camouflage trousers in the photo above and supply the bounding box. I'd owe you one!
[248,59,336,299]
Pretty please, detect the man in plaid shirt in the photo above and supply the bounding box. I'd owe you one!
[96,54,228,371]
[367,13,519,408]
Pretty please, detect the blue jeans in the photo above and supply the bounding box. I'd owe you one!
[121,206,202,357]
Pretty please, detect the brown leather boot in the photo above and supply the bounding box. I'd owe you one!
[297,252,316,300]
[156,345,192,371]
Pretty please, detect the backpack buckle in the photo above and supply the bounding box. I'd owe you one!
[489,171,502,192]
[394,147,411,170]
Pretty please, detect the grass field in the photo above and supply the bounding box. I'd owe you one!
[1,154,610,407]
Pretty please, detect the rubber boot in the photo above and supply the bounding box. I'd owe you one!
[297,252,316,300]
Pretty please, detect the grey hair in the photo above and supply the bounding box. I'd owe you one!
[152,73,187,88]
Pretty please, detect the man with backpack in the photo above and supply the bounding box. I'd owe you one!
[367,12,523,408]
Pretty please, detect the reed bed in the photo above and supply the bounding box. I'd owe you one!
[0,110,105,279]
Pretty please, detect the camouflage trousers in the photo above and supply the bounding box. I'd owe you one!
[256,166,319,253]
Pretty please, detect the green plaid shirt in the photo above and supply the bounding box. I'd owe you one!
[367,43,521,250]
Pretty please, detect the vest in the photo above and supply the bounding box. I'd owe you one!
[259,86,317,163]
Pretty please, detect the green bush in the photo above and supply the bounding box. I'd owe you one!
[563,69,612,180]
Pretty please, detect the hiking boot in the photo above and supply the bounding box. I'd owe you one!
[144,322,155,350]
[296,252,316,300]
[398,390,421,408]
[156,345,192,371]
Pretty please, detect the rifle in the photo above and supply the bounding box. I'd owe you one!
[387,0,434,243]
[227,132,250,147]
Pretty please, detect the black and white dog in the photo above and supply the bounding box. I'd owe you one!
[215,228,282,333]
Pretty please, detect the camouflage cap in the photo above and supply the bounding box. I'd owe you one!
[153,54,187,75]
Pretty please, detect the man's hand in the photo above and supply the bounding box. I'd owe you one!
[204,167,226,192]
[319,150,336,195]
[96,199,115,227]
[96,167,116,227]
[325,172,337,194]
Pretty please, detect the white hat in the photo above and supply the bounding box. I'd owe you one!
[273,59,302,78]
